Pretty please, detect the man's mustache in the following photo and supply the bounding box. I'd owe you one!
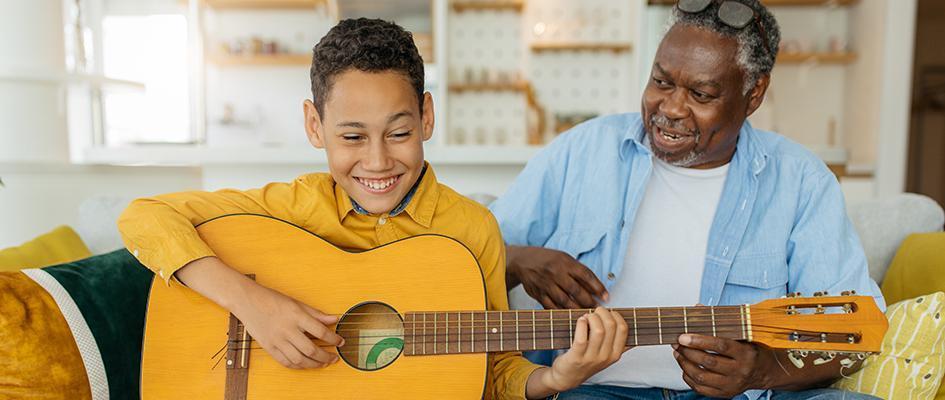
[649,114,697,136]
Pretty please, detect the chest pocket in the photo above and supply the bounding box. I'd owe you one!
[548,230,607,266]
[723,255,789,303]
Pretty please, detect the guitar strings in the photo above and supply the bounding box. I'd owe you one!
[217,327,856,360]
[320,306,841,318]
[219,326,854,354]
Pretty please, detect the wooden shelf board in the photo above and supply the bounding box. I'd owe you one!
[648,0,857,6]
[777,52,856,64]
[449,81,529,92]
[530,42,633,53]
[202,0,325,9]
[207,53,311,66]
[452,1,523,12]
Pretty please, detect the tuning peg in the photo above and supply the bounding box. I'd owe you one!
[786,292,802,298]
[813,291,828,297]
[841,290,857,296]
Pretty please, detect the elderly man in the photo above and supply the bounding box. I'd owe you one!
[490,0,884,399]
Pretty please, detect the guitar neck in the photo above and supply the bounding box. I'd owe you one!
[402,305,748,356]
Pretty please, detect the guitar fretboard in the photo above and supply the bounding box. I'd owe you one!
[402,306,749,356]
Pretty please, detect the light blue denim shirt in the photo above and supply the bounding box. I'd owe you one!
[489,113,884,400]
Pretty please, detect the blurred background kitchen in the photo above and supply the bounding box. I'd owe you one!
[1,0,943,248]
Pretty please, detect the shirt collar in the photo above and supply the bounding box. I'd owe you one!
[619,115,650,161]
[334,163,438,228]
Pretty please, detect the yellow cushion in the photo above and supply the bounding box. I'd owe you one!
[833,292,945,399]
[0,226,92,272]
[880,233,945,400]
[882,233,945,305]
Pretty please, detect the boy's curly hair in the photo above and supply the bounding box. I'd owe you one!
[310,18,425,118]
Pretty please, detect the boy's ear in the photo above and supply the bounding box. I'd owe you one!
[421,92,434,141]
[303,99,326,149]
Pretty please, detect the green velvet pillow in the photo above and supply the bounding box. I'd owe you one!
[5,249,154,399]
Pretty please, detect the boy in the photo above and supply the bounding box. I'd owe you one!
[118,18,628,399]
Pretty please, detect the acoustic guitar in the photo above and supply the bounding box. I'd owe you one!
[140,214,888,399]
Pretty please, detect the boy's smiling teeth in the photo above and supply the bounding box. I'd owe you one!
[356,176,399,190]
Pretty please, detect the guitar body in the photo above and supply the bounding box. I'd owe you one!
[140,214,489,399]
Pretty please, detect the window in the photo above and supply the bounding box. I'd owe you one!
[101,14,191,144]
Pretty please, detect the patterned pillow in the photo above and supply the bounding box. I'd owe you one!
[0,249,153,399]
[833,292,945,399]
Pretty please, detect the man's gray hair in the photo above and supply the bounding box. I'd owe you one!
[666,0,781,94]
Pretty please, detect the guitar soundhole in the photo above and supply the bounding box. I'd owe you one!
[336,301,404,371]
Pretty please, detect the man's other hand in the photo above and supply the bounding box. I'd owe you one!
[506,245,608,309]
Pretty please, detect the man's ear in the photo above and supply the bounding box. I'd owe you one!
[421,92,435,141]
[303,99,326,149]
[745,74,770,117]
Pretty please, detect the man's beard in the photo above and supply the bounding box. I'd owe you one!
[648,113,705,168]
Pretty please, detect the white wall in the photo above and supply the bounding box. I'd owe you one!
[0,0,69,163]
[0,164,201,248]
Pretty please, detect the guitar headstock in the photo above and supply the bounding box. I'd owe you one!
[748,291,887,358]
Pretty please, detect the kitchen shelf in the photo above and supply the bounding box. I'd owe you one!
[448,81,529,92]
[451,1,524,13]
[530,42,633,53]
[206,53,311,66]
[647,0,857,6]
[199,0,326,9]
[777,51,857,64]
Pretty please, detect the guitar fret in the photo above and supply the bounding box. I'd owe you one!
[515,311,520,351]
[532,310,537,350]
[485,312,489,352]
[740,305,747,340]
[410,314,416,355]
[657,307,663,344]
[710,306,717,337]
[568,309,573,344]
[499,312,504,352]
[633,308,638,346]
[683,307,688,334]
[434,313,438,354]
[549,310,554,348]
[422,313,427,355]
[469,311,474,353]
[445,313,449,354]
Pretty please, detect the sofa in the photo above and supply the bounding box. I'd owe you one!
[0,193,943,399]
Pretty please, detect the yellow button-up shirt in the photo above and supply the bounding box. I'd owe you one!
[117,165,541,399]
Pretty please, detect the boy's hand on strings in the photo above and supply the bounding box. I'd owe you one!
[175,256,344,370]
[233,283,345,369]
[537,307,630,393]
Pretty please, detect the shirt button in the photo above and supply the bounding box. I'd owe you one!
[607,272,616,280]
[378,217,387,225]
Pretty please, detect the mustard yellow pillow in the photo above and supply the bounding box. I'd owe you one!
[833,292,945,399]
[0,226,92,272]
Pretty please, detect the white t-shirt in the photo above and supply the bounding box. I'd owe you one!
[585,155,729,389]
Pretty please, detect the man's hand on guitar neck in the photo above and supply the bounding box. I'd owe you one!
[525,307,630,399]
[672,334,863,397]
[506,245,609,309]
[175,256,345,369]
